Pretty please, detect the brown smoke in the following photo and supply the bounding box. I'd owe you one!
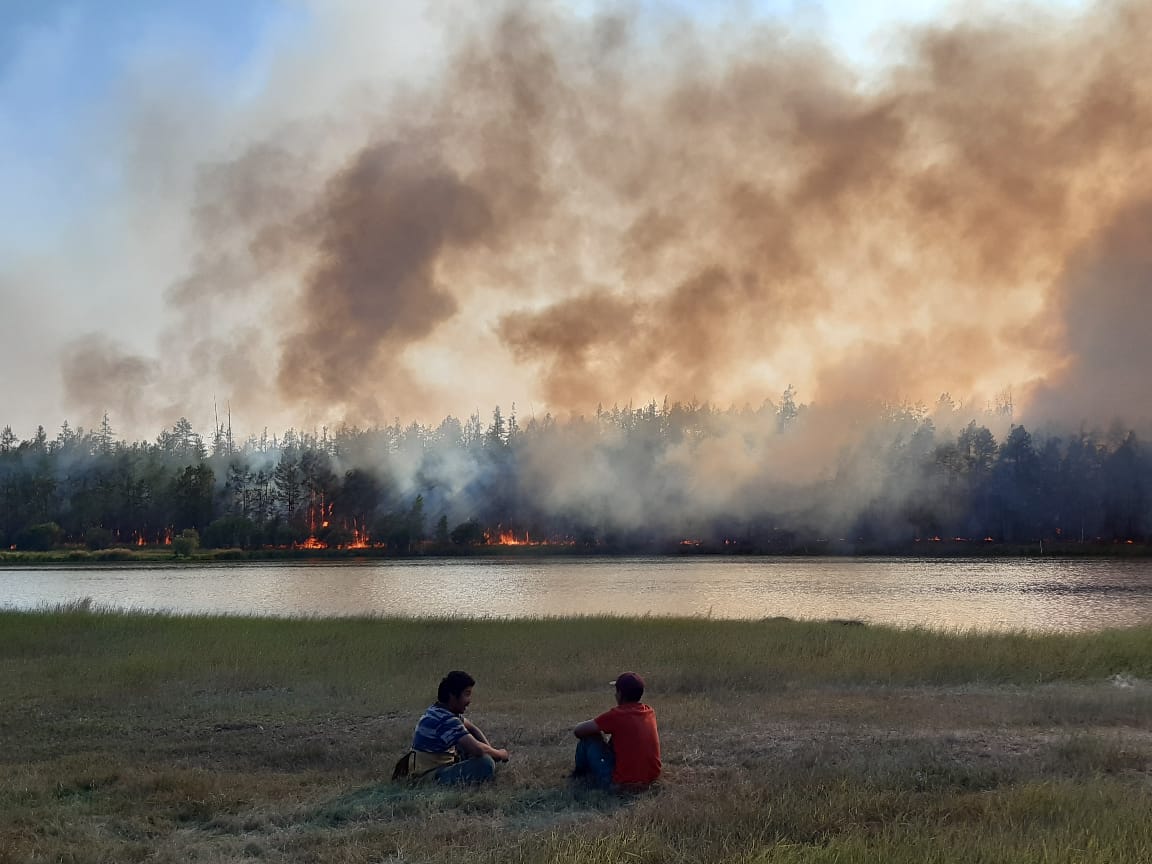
[481,1,1152,420]
[81,0,1152,432]
[275,143,493,414]
[1027,198,1152,426]
[60,335,158,429]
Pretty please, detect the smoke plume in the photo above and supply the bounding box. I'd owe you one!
[47,0,1152,439]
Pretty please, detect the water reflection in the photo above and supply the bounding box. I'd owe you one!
[1,557,1151,631]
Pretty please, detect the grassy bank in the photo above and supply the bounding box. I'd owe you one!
[2,610,1151,862]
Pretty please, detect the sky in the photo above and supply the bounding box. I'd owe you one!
[4,0,1142,444]
[0,0,305,432]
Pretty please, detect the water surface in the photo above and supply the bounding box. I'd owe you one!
[3,557,1152,631]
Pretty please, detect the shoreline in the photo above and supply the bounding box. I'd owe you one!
[3,539,1150,566]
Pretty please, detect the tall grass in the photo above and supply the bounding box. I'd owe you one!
[3,608,1151,707]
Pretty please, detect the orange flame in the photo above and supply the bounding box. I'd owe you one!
[345,527,370,549]
[484,528,537,546]
[477,527,575,547]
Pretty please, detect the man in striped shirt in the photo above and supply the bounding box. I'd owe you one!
[409,671,509,784]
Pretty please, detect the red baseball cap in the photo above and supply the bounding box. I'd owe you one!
[611,671,645,700]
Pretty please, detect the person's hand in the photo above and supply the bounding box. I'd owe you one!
[492,748,510,762]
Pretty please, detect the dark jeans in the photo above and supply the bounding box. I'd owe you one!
[573,736,615,790]
[431,754,497,785]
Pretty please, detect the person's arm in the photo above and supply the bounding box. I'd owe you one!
[456,733,509,762]
[573,719,602,739]
[462,718,490,745]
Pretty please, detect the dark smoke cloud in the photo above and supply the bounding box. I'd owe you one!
[275,144,492,413]
[58,0,1152,437]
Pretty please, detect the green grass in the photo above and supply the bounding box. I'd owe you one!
[5,608,1151,702]
[2,609,1151,862]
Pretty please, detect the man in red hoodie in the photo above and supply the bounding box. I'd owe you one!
[572,671,661,791]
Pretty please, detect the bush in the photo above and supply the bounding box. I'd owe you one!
[172,529,200,558]
[15,522,63,551]
[450,519,486,547]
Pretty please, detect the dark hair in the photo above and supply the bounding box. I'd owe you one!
[438,670,475,703]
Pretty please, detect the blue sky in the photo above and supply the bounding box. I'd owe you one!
[0,0,309,250]
[0,0,313,432]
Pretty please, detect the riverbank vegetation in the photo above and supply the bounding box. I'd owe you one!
[3,541,1149,566]
[3,399,1151,560]
[3,609,1151,862]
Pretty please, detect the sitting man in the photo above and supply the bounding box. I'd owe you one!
[572,671,661,791]
[409,670,509,784]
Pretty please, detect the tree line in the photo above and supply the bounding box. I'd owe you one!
[1,394,1149,554]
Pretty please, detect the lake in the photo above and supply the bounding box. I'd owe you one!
[3,557,1152,631]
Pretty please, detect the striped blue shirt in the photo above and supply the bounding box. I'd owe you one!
[412,704,468,753]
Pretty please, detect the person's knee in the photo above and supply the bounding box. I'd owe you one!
[475,754,496,780]
[580,737,610,761]
[433,754,496,786]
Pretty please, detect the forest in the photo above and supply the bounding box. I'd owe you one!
[1,393,1149,555]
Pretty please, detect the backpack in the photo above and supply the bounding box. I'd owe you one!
[391,751,415,781]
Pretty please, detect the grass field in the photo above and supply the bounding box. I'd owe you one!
[2,607,1151,862]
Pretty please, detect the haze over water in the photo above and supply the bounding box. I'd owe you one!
[4,558,1152,632]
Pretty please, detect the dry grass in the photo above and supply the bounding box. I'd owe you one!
[2,609,1151,862]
